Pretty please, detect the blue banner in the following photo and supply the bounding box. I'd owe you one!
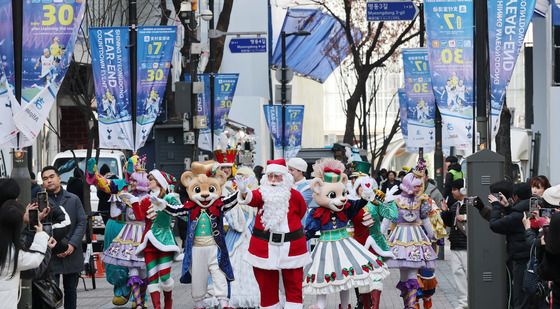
[488,0,535,137]
[0,0,16,147]
[271,8,361,83]
[402,49,435,152]
[89,27,134,150]
[263,104,305,159]
[135,26,176,151]
[397,88,412,151]
[424,0,474,150]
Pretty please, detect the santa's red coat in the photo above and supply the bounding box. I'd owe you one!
[243,188,311,270]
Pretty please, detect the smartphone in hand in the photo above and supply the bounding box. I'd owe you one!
[28,209,39,231]
[37,191,48,212]
[529,197,540,213]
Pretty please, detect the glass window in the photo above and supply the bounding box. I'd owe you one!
[53,157,119,184]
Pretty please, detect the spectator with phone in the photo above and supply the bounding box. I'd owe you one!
[0,200,50,309]
[41,166,86,309]
[489,182,534,309]
[440,179,468,309]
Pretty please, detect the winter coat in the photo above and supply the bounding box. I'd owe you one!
[0,231,49,309]
[441,200,467,250]
[489,199,531,261]
[424,182,444,208]
[48,189,86,274]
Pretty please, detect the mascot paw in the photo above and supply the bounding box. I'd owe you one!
[118,192,138,205]
[112,296,128,306]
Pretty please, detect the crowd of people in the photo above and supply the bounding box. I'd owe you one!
[0,151,559,309]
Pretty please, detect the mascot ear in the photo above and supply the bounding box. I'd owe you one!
[311,178,323,194]
[181,171,194,187]
[213,169,227,186]
[341,173,348,186]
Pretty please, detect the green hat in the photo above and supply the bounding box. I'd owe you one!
[351,161,371,176]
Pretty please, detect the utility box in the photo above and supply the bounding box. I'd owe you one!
[466,150,507,309]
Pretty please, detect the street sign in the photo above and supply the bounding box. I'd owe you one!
[229,37,267,53]
[366,1,419,21]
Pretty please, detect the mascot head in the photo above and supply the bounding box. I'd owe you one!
[310,158,348,212]
[181,161,227,208]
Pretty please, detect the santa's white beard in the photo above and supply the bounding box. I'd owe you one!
[259,174,293,231]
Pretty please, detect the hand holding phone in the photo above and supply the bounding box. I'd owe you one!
[37,191,48,212]
[28,209,39,231]
[529,197,540,214]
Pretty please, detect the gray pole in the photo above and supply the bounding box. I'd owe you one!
[130,0,137,145]
[474,0,489,150]
[281,31,287,158]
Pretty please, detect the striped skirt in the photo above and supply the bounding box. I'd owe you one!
[386,223,437,269]
[103,221,145,268]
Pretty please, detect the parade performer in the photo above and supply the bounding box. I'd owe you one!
[224,166,261,307]
[237,158,311,309]
[214,148,238,195]
[352,185,399,309]
[152,161,238,309]
[86,156,148,308]
[119,170,182,309]
[416,198,447,309]
[302,159,389,309]
[384,159,437,309]
[347,161,378,200]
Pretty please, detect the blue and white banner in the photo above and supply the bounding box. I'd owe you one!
[425,0,474,150]
[0,0,16,147]
[89,27,134,150]
[135,26,176,151]
[402,49,435,152]
[197,73,239,151]
[263,104,305,159]
[488,0,535,137]
[398,88,416,153]
[12,0,85,143]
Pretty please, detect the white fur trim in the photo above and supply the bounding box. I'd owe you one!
[260,303,281,309]
[135,230,180,256]
[160,278,174,292]
[266,164,289,175]
[287,158,307,172]
[284,302,304,309]
[237,189,253,205]
[149,169,169,191]
[245,243,311,270]
[147,283,161,293]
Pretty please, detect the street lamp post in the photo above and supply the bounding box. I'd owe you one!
[280,30,310,158]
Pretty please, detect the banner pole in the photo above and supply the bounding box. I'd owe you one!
[474,0,489,150]
[130,0,138,151]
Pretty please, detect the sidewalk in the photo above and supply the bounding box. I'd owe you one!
[77,249,460,308]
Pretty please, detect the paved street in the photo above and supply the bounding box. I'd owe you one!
[77,247,460,308]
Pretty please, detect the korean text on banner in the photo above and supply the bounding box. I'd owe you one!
[89,27,134,150]
[488,0,535,137]
[0,0,16,147]
[263,104,305,159]
[135,26,176,151]
[13,0,85,143]
[402,49,435,152]
[424,0,474,150]
[398,88,416,153]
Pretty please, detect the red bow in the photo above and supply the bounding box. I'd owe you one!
[185,199,223,221]
[324,167,342,175]
[313,203,350,225]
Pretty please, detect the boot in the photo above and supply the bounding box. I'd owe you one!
[423,297,433,309]
[127,276,144,309]
[396,279,419,309]
[338,305,351,309]
[149,291,161,309]
[163,291,172,309]
[359,293,372,309]
[370,290,381,309]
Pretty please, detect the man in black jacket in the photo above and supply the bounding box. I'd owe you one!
[489,182,533,309]
[441,179,468,309]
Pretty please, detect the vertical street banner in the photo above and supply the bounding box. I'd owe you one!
[488,0,536,137]
[402,49,435,152]
[135,26,176,151]
[398,88,414,152]
[424,0,474,151]
[196,74,211,151]
[89,27,134,150]
[12,0,85,143]
[0,0,16,147]
[263,104,305,159]
[198,73,239,151]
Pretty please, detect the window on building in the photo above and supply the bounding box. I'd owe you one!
[553,26,560,85]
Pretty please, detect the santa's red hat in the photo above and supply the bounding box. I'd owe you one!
[265,158,289,175]
[149,169,176,192]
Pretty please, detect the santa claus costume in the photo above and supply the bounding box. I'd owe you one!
[383,159,437,309]
[120,170,182,309]
[238,159,312,309]
[86,156,148,308]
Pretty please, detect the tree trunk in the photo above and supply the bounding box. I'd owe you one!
[343,81,367,144]
[205,0,234,73]
[495,102,513,180]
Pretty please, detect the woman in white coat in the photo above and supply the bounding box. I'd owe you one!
[0,201,50,309]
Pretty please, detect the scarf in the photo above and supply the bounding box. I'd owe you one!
[313,202,350,225]
[185,199,224,221]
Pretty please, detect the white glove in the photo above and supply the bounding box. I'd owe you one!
[385,186,399,203]
[119,192,139,206]
[362,210,374,227]
[147,204,158,220]
[235,175,252,193]
[361,186,375,201]
[149,195,167,212]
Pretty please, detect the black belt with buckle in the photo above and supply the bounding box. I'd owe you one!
[252,228,304,245]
